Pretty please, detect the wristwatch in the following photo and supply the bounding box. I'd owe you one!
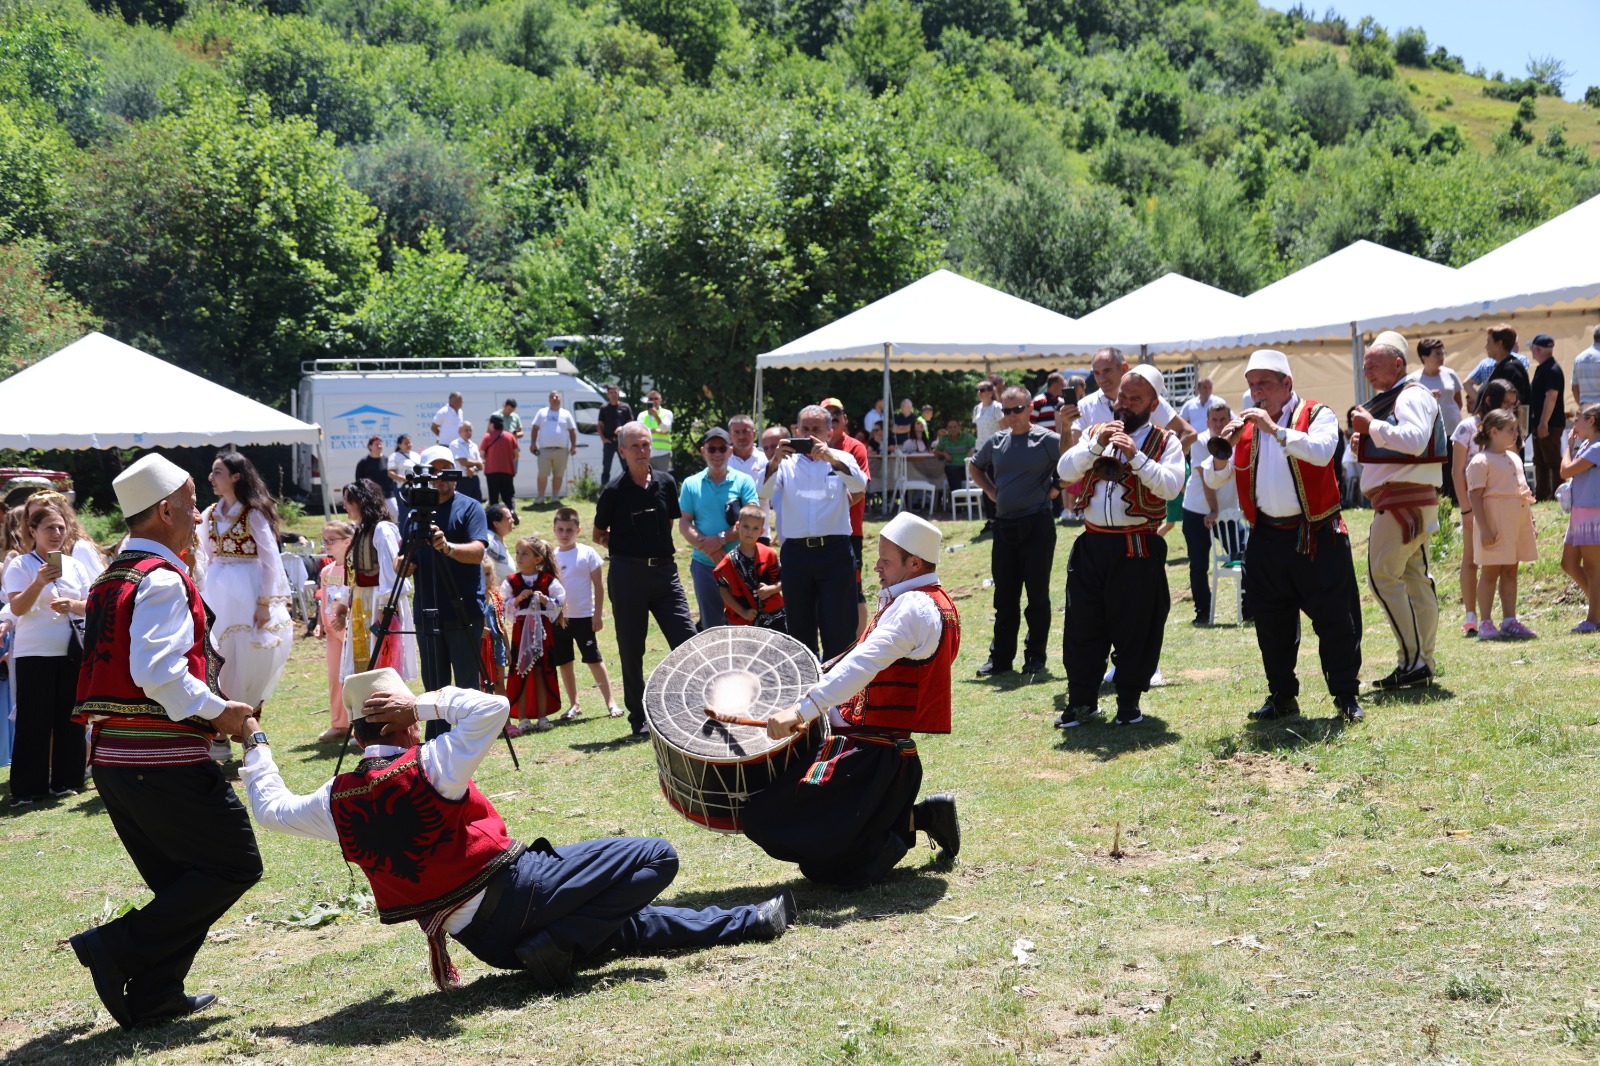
[240,730,270,752]
[1274,426,1288,445]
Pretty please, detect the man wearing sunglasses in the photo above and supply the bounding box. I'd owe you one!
[967,386,1061,677]
[679,428,759,631]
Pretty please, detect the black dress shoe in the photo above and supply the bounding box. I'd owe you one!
[134,992,216,1028]
[1371,663,1433,690]
[514,929,574,990]
[70,928,133,1029]
[1336,696,1365,722]
[976,659,1012,677]
[751,889,798,940]
[1021,656,1046,674]
[1248,695,1300,721]
[913,793,960,861]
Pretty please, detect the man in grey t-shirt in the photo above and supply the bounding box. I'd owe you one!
[968,385,1060,677]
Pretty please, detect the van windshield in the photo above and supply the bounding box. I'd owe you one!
[572,400,601,434]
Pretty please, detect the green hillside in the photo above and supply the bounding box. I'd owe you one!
[1,0,1597,437]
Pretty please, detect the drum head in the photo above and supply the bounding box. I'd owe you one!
[645,627,821,763]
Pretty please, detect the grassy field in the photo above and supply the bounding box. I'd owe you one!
[4,499,1600,1064]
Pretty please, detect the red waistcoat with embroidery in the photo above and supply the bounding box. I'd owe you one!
[330,747,522,924]
[1071,424,1172,521]
[1232,398,1341,526]
[838,584,960,735]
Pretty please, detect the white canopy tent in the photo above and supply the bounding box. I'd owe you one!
[0,332,332,514]
[1066,272,1245,358]
[753,269,1080,465]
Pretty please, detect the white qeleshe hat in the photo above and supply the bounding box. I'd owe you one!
[881,512,942,564]
[417,444,454,469]
[1245,349,1291,376]
[341,667,412,722]
[1372,330,1410,360]
[113,454,189,517]
[1125,364,1165,397]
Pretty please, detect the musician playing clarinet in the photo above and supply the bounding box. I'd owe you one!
[742,513,960,889]
[1203,349,1365,724]
[241,669,796,993]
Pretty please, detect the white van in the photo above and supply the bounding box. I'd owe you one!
[294,356,613,504]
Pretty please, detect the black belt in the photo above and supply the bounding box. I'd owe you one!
[791,535,847,547]
[616,554,676,567]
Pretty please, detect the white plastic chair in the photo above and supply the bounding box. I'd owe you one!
[889,453,938,514]
[1208,507,1249,626]
[950,471,984,521]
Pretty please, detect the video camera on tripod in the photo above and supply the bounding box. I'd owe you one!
[397,467,461,530]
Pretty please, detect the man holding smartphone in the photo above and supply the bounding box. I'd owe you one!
[759,405,867,661]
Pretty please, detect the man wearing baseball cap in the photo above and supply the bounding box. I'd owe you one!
[743,512,960,888]
[1528,333,1566,502]
[820,397,872,638]
[678,427,759,630]
[242,669,795,993]
[67,454,263,1028]
[1204,350,1364,723]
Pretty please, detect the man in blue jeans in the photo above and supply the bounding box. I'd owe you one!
[241,670,794,992]
[678,428,759,630]
[398,446,488,739]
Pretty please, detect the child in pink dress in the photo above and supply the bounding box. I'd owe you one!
[1466,410,1538,640]
[316,521,353,740]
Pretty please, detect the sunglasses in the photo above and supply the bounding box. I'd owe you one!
[1001,404,1029,415]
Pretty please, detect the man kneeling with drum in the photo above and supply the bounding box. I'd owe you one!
[240,669,795,991]
[742,513,960,889]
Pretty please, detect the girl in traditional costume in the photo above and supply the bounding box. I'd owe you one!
[336,480,417,682]
[316,521,353,742]
[500,537,564,735]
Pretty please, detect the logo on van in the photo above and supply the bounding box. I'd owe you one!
[335,405,403,437]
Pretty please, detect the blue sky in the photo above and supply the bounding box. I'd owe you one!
[1260,0,1600,101]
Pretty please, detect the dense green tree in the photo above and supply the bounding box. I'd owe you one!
[0,103,63,238]
[1393,25,1427,68]
[616,0,737,81]
[223,13,384,143]
[50,94,377,405]
[919,0,1022,47]
[344,131,505,271]
[358,228,514,360]
[88,0,188,30]
[1346,16,1394,80]
[0,240,96,377]
[0,3,104,144]
[833,0,926,96]
[313,0,448,51]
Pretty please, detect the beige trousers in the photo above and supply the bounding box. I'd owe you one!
[1367,503,1439,670]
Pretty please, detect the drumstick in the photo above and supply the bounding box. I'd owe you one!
[703,706,766,728]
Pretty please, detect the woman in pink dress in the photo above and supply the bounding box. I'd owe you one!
[316,521,353,741]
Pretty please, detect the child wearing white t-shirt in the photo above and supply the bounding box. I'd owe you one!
[551,507,620,719]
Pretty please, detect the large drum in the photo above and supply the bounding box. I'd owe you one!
[644,627,826,834]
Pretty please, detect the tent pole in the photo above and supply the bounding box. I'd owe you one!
[1351,323,1365,407]
[882,343,892,504]
[318,429,334,517]
[754,366,764,434]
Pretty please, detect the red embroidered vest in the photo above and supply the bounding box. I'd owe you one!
[1071,424,1172,522]
[74,551,217,765]
[330,747,522,924]
[838,584,960,735]
[1232,398,1341,526]
[713,543,784,625]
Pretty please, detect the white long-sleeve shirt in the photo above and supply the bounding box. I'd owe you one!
[797,573,943,727]
[1359,383,1442,492]
[758,449,867,540]
[369,521,408,623]
[197,500,288,602]
[1057,423,1185,526]
[123,537,227,722]
[1202,396,1339,519]
[1072,391,1178,438]
[241,686,511,933]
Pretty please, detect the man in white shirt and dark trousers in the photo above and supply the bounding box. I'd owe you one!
[1203,350,1364,723]
[759,405,867,662]
[971,381,1005,529]
[241,670,794,993]
[967,386,1059,677]
[1055,366,1185,727]
[742,514,959,889]
[431,391,464,446]
[67,455,261,1029]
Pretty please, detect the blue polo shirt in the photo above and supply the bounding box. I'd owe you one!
[678,467,758,566]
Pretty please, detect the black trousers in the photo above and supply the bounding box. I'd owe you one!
[609,557,697,731]
[989,511,1055,667]
[779,539,858,661]
[1181,509,1213,622]
[10,653,84,799]
[1063,531,1169,710]
[454,837,766,968]
[93,762,262,1016]
[1243,521,1362,700]
[601,440,618,485]
[742,733,921,888]
[485,472,516,509]
[416,615,483,739]
[458,475,484,502]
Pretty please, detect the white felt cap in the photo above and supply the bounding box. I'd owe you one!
[114,454,189,517]
[1245,349,1291,377]
[881,512,942,564]
[342,668,411,721]
[1125,364,1165,397]
[1372,330,1410,360]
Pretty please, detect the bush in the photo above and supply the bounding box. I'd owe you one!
[833,0,926,96]
[1483,77,1540,103]
[918,0,1021,47]
[0,103,63,238]
[344,131,505,271]
[313,0,449,51]
[616,0,737,82]
[358,229,515,361]
[1587,86,1600,108]
[1347,17,1394,80]
[0,240,97,377]
[1393,25,1427,67]
[584,22,682,88]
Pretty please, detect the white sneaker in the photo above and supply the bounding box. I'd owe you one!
[532,717,554,733]
[1150,668,1165,687]
[1103,664,1116,683]
[607,705,625,718]
[561,705,581,721]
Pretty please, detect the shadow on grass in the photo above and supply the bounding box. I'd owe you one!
[1237,716,1348,752]
[665,871,949,927]
[1050,699,1181,760]
[1367,683,1456,706]
[957,668,1053,693]
[4,1014,225,1065]
[569,732,648,754]
[67,794,107,819]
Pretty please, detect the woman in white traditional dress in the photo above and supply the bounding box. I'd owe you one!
[333,479,417,682]
[197,452,294,751]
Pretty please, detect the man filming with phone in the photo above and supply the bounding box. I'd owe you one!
[397,445,488,739]
[759,404,867,661]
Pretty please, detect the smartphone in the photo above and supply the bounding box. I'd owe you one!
[785,437,816,456]
[47,550,62,570]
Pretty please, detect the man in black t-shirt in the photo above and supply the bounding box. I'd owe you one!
[597,385,636,487]
[1529,333,1567,501]
[593,421,696,737]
